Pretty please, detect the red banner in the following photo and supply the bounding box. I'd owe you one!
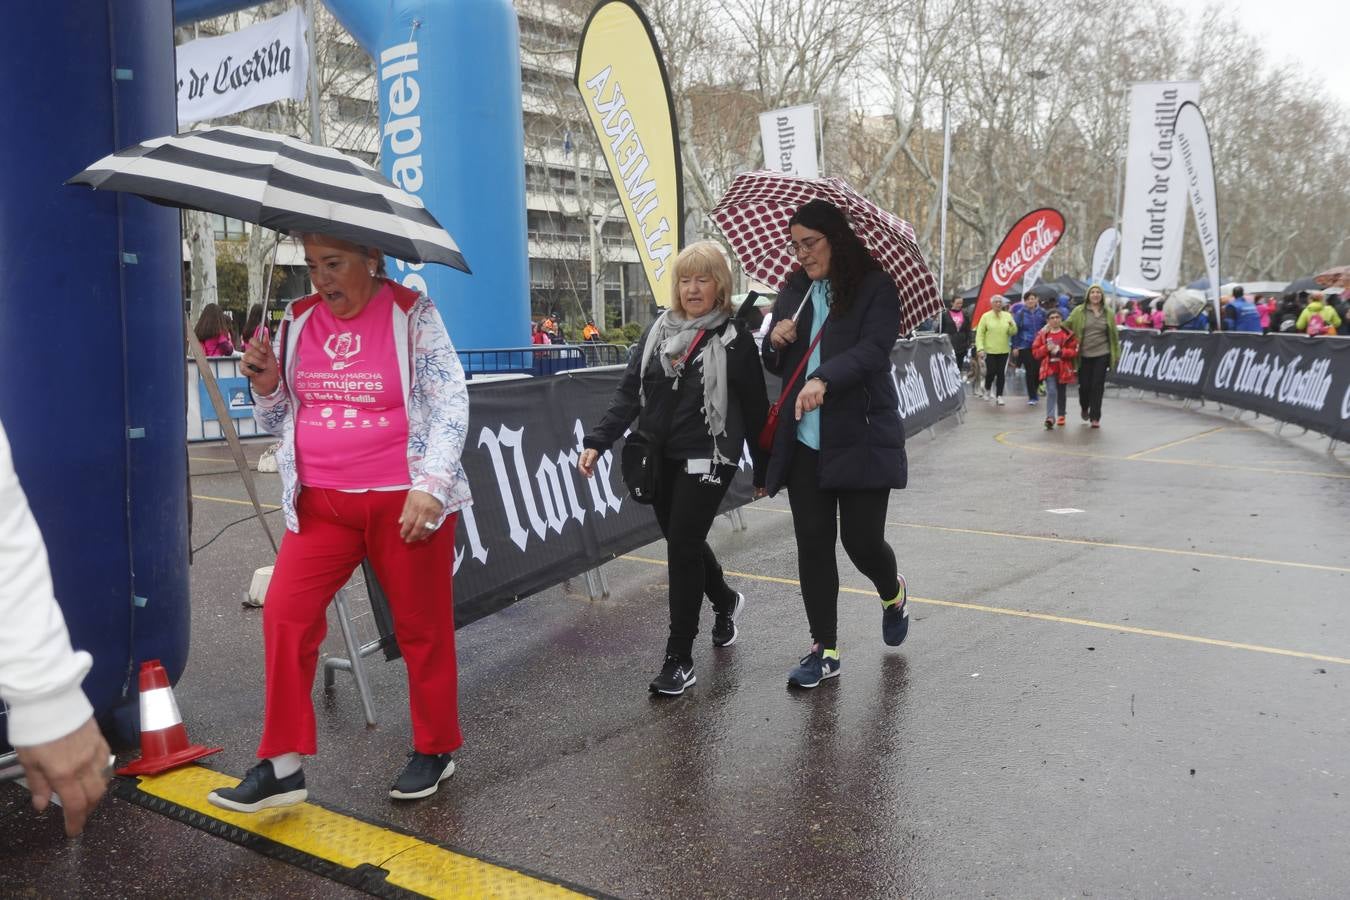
[972,208,1065,327]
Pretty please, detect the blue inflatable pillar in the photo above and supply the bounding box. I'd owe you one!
[326,0,531,350]
[178,0,533,349]
[0,1,189,731]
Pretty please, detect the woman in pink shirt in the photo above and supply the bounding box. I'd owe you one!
[209,233,472,814]
[194,303,234,356]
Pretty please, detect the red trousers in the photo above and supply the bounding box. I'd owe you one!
[257,487,461,758]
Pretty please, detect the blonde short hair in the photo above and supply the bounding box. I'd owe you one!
[670,241,734,316]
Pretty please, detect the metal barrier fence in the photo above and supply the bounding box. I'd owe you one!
[186,355,264,442]
[185,344,633,441]
[458,343,629,378]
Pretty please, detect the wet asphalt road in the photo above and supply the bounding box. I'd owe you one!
[3,383,1347,898]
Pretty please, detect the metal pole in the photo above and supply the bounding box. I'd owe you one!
[815,105,824,176]
[938,98,952,299]
[304,0,324,146]
[1109,85,1127,305]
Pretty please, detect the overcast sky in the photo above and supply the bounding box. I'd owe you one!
[1193,0,1350,114]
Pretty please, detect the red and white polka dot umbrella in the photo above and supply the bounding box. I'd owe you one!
[711,171,941,335]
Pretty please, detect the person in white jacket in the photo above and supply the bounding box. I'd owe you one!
[0,418,109,835]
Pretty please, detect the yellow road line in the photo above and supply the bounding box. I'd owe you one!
[129,766,588,899]
[994,429,1350,480]
[740,504,1350,574]
[1126,425,1227,459]
[619,554,1350,667]
[193,493,281,511]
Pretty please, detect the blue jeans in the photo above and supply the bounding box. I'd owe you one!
[1044,376,1068,417]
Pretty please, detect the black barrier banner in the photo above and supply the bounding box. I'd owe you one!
[891,334,966,436]
[1109,331,1350,440]
[451,369,751,626]
[763,334,966,438]
[1110,330,1211,399]
[1205,333,1350,441]
[442,335,964,629]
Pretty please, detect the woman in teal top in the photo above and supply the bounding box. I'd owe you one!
[761,199,909,690]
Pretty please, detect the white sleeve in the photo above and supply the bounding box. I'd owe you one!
[0,419,94,747]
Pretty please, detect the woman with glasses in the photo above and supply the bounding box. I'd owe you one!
[761,199,910,690]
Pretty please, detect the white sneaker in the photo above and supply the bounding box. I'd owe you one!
[996,397,1006,406]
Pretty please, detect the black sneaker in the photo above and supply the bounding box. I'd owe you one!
[711,592,745,647]
[207,760,307,813]
[390,751,455,800]
[649,654,696,695]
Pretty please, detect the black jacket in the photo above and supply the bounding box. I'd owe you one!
[939,308,972,356]
[585,317,769,486]
[760,269,907,496]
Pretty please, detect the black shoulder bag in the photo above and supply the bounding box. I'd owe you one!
[621,329,705,504]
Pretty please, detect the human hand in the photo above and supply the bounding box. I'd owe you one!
[15,717,110,837]
[770,319,797,350]
[578,448,599,478]
[241,332,279,395]
[398,489,445,543]
[753,486,767,499]
[978,350,987,360]
[794,377,827,420]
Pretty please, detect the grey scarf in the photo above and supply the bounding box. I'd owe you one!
[639,306,733,463]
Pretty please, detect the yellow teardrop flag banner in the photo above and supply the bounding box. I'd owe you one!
[575,0,684,306]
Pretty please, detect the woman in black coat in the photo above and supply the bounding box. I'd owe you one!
[940,295,972,369]
[579,241,768,696]
[761,199,909,690]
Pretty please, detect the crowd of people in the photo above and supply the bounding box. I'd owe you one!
[937,279,1343,428]
[1111,286,1344,336]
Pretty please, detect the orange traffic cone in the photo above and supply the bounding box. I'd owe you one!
[116,659,221,776]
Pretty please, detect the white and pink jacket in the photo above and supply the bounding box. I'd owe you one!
[253,282,473,532]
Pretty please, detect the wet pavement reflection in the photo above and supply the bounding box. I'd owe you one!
[4,389,1348,897]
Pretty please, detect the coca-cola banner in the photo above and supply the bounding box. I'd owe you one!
[1109,331,1350,440]
[972,208,1065,326]
[1117,81,1201,291]
[1205,334,1350,441]
[1110,330,1211,399]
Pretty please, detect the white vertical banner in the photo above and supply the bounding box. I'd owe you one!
[1117,81,1200,291]
[1172,101,1222,324]
[758,104,820,178]
[1090,227,1118,282]
[1023,248,1052,293]
[176,6,309,126]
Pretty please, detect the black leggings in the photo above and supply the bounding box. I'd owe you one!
[786,446,900,650]
[983,353,1008,394]
[1078,355,1109,420]
[651,459,739,661]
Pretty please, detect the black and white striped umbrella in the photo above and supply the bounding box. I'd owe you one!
[67,126,469,272]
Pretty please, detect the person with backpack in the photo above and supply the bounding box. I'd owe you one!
[1296,292,1342,336]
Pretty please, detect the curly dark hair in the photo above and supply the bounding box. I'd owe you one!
[788,199,880,317]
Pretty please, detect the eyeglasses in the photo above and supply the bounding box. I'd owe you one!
[785,235,825,257]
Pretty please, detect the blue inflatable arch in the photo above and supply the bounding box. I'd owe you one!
[0,0,528,740]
